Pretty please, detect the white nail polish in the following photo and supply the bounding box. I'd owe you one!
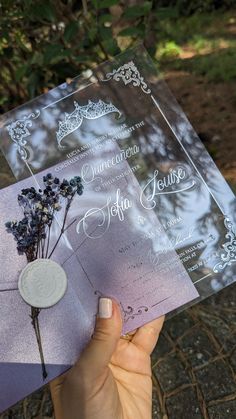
[98,298,112,318]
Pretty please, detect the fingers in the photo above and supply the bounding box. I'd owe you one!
[131,315,165,355]
[73,298,123,379]
[121,328,137,338]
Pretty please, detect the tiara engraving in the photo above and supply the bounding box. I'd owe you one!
[56,99,121,148]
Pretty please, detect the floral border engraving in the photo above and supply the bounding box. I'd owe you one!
[94,291,149,324]
[94,290,103,297]
[6,111,40,161]
[102,61,151,95]
[120,302,149,323]
[213,216,236,273]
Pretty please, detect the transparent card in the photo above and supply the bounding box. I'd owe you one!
[0,44,235,412]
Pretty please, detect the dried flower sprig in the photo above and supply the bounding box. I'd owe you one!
[5,173,84,380]
[6,173,83,261]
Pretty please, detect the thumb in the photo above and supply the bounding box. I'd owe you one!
[74,298,123,379]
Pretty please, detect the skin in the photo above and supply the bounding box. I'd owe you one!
[50,299,165,419]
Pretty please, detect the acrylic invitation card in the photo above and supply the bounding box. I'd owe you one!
[0,44,235,412]
[1,44,235,301]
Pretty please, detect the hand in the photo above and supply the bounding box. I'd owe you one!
[50,298,164,419]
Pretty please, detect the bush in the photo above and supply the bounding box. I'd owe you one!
[154,0,236,15]
[0,0,155,112]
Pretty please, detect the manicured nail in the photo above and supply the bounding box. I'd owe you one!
[98,298,112,318]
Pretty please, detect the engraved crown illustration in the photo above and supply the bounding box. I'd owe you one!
[56,99,121,148]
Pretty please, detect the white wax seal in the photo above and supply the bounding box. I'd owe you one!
[18,259,67,308]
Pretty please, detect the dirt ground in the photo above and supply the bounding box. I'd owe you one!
[166,71,236,185]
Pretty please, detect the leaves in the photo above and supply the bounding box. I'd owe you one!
[0,0,154,112]
[98,14,113,24]
[123,2,152,18]
[155,7,179,20]
[91,0,120,8]
[64,21,79,43]
[27,71,41,98]
[118,25,145,38]
[15,64,29,82]
[43,44,70,65]
[28,0,57,22]
[102,38,120,55]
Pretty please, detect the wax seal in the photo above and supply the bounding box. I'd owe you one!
[18,259,67,308]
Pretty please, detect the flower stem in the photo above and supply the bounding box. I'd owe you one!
[30,306,48,380]
[45,223,52,259]
[48,199,71,258]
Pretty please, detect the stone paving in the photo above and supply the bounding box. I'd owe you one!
[1,282,235,419]
[151,283,236,418]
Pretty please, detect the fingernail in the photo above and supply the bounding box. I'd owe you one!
[98,298,112,318]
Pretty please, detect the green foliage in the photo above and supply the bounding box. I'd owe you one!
[0,0,235,113]
[29,0,57,22]
[0,0,158,112]
[91,0,120,8]
[184,48,236,82]
[156,10,236,83]
[158,41,182,60]
[177,0,236,16]
[123,2,152,18]
[154,0,236,16]
[64,22,80,43]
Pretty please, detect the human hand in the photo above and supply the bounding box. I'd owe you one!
[50,298,164,419]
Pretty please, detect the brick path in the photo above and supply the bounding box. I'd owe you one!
[1,283,235,419]
[152,283,236,418]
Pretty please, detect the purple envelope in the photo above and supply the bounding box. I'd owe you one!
[0,150,199,412]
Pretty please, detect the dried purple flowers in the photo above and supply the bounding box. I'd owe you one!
[5,173,84,380]
[6,173,83,262]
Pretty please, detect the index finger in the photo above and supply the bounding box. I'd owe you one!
[131,315,165,355]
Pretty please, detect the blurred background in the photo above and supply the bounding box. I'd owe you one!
[0,1,236,418]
